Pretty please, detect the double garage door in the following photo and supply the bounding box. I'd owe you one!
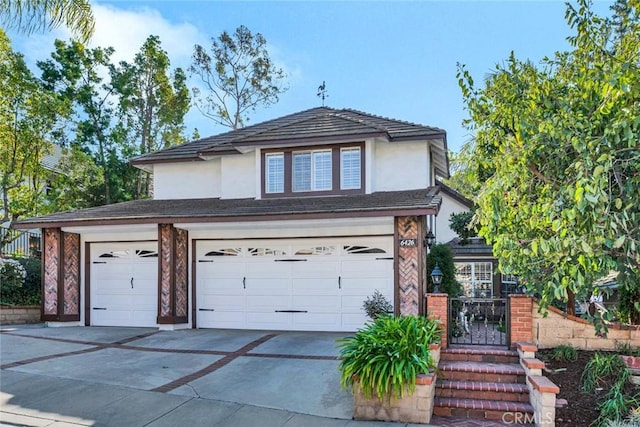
[196,237,394,332]
[89,237,394,331]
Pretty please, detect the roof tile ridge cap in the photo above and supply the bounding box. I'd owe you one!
[341,108,444,132]
[228,106,336,143]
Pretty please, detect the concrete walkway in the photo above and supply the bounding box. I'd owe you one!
[0,325,507,427]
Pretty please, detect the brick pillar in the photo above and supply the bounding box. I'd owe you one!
[395,216,423,316]
[509,294,533,348]
[426,293,448,349]
[157,224,189,324]
[42,228,80,322]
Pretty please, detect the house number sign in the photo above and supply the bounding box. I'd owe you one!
[399,239,417,247]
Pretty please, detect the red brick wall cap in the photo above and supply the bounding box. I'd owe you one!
[528,375,560,394]
[415,372,436,385]
[516,342,538,352]
[522,358,545,369]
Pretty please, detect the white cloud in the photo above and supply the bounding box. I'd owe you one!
[89,3,206,68]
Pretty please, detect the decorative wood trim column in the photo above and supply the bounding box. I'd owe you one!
[42,228,80,322]
[395,216,422,316]
[157,224,189,324]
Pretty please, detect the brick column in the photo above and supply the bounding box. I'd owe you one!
[426,293,448,349]
[157,224,189,325]
[509,294,533,348]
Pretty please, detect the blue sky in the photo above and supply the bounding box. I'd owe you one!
[8,1,614,153]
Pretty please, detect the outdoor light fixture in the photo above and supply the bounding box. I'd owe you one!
[424,230,436,249]
[431,263,443,293]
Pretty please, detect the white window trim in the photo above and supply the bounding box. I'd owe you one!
[340,147,361,190]
[265,153,284,194]
[292,149,332,192]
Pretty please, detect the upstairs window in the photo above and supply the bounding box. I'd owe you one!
[262,143,364,197]
[265,153,284,193]
[341,147,361,190]
[293,150,332,192]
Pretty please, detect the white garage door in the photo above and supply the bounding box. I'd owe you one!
[90,242,158,327]
[196,237,394,331]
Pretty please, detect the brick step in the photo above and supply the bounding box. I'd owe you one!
[438,361,526,384]
[441,347,519,364]
[433,397,534,423]
[436,379,530,402]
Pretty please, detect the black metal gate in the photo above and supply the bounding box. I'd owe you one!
[448,297,508,346]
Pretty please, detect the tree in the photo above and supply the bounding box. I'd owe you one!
[46,145,104,212]
[458,0,640,328]
[0,29,60,245]
[38,39,124,204]
[0,0,95,43]
[426,243,461,296]
[113,35,190,198]
[189,25,287,129]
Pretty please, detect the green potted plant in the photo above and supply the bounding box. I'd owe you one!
[337,315,441,424]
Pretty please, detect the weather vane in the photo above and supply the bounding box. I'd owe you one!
[317,81,328,106]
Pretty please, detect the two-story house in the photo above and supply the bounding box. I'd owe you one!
[15,107,450,332]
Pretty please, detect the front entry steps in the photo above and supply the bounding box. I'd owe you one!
[434,347,535,424]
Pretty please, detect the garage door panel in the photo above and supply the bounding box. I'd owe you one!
[200,263,244,277]
[341,259,391,276]
[93,263,130,276]
[201,295,243,310]
[292,313,340,330]
[341,313,370,330]
[201,278,244,294]
[246,312,290,328]
[292,278,338,295]
[293,295,339,311]
[246,295,290,311]
[246,261,290,278]
[245,278,290,294]
[292,261,338,278]
[342,278,391,295]
[200,311,245,328]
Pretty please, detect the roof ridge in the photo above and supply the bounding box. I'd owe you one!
[226,106,335,144]
[341,108,444,132]
[329,110,390,134]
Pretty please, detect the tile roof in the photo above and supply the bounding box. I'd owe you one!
[131,107,446,164]
[14,188,442,229]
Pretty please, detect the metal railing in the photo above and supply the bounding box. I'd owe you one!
[1,227,41,258]
[448,297,508,346]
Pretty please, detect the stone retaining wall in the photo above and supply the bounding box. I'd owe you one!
[532,301,640,350]
[352,372,436,424]
[0,305,40,325]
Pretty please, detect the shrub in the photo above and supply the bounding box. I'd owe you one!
[362,290,393,320]
[337,315,441,402]
[0,258,26,289]
[0,257,41,306]
[582,352,640,427]
[551,344,578,362]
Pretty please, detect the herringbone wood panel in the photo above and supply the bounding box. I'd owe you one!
[174,228,188,317]
[397,216,419,315]
[63,232,80,315]
[43,229,59,315]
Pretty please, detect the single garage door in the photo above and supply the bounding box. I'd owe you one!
[90,242,158,327]
[196,237,394,331]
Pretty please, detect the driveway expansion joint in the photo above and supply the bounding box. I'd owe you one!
[152,333,279,393]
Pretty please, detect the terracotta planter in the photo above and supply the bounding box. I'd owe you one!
[352,372,437,424]
[620,355,640,385]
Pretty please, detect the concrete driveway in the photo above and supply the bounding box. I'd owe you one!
[1,325,435,427]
